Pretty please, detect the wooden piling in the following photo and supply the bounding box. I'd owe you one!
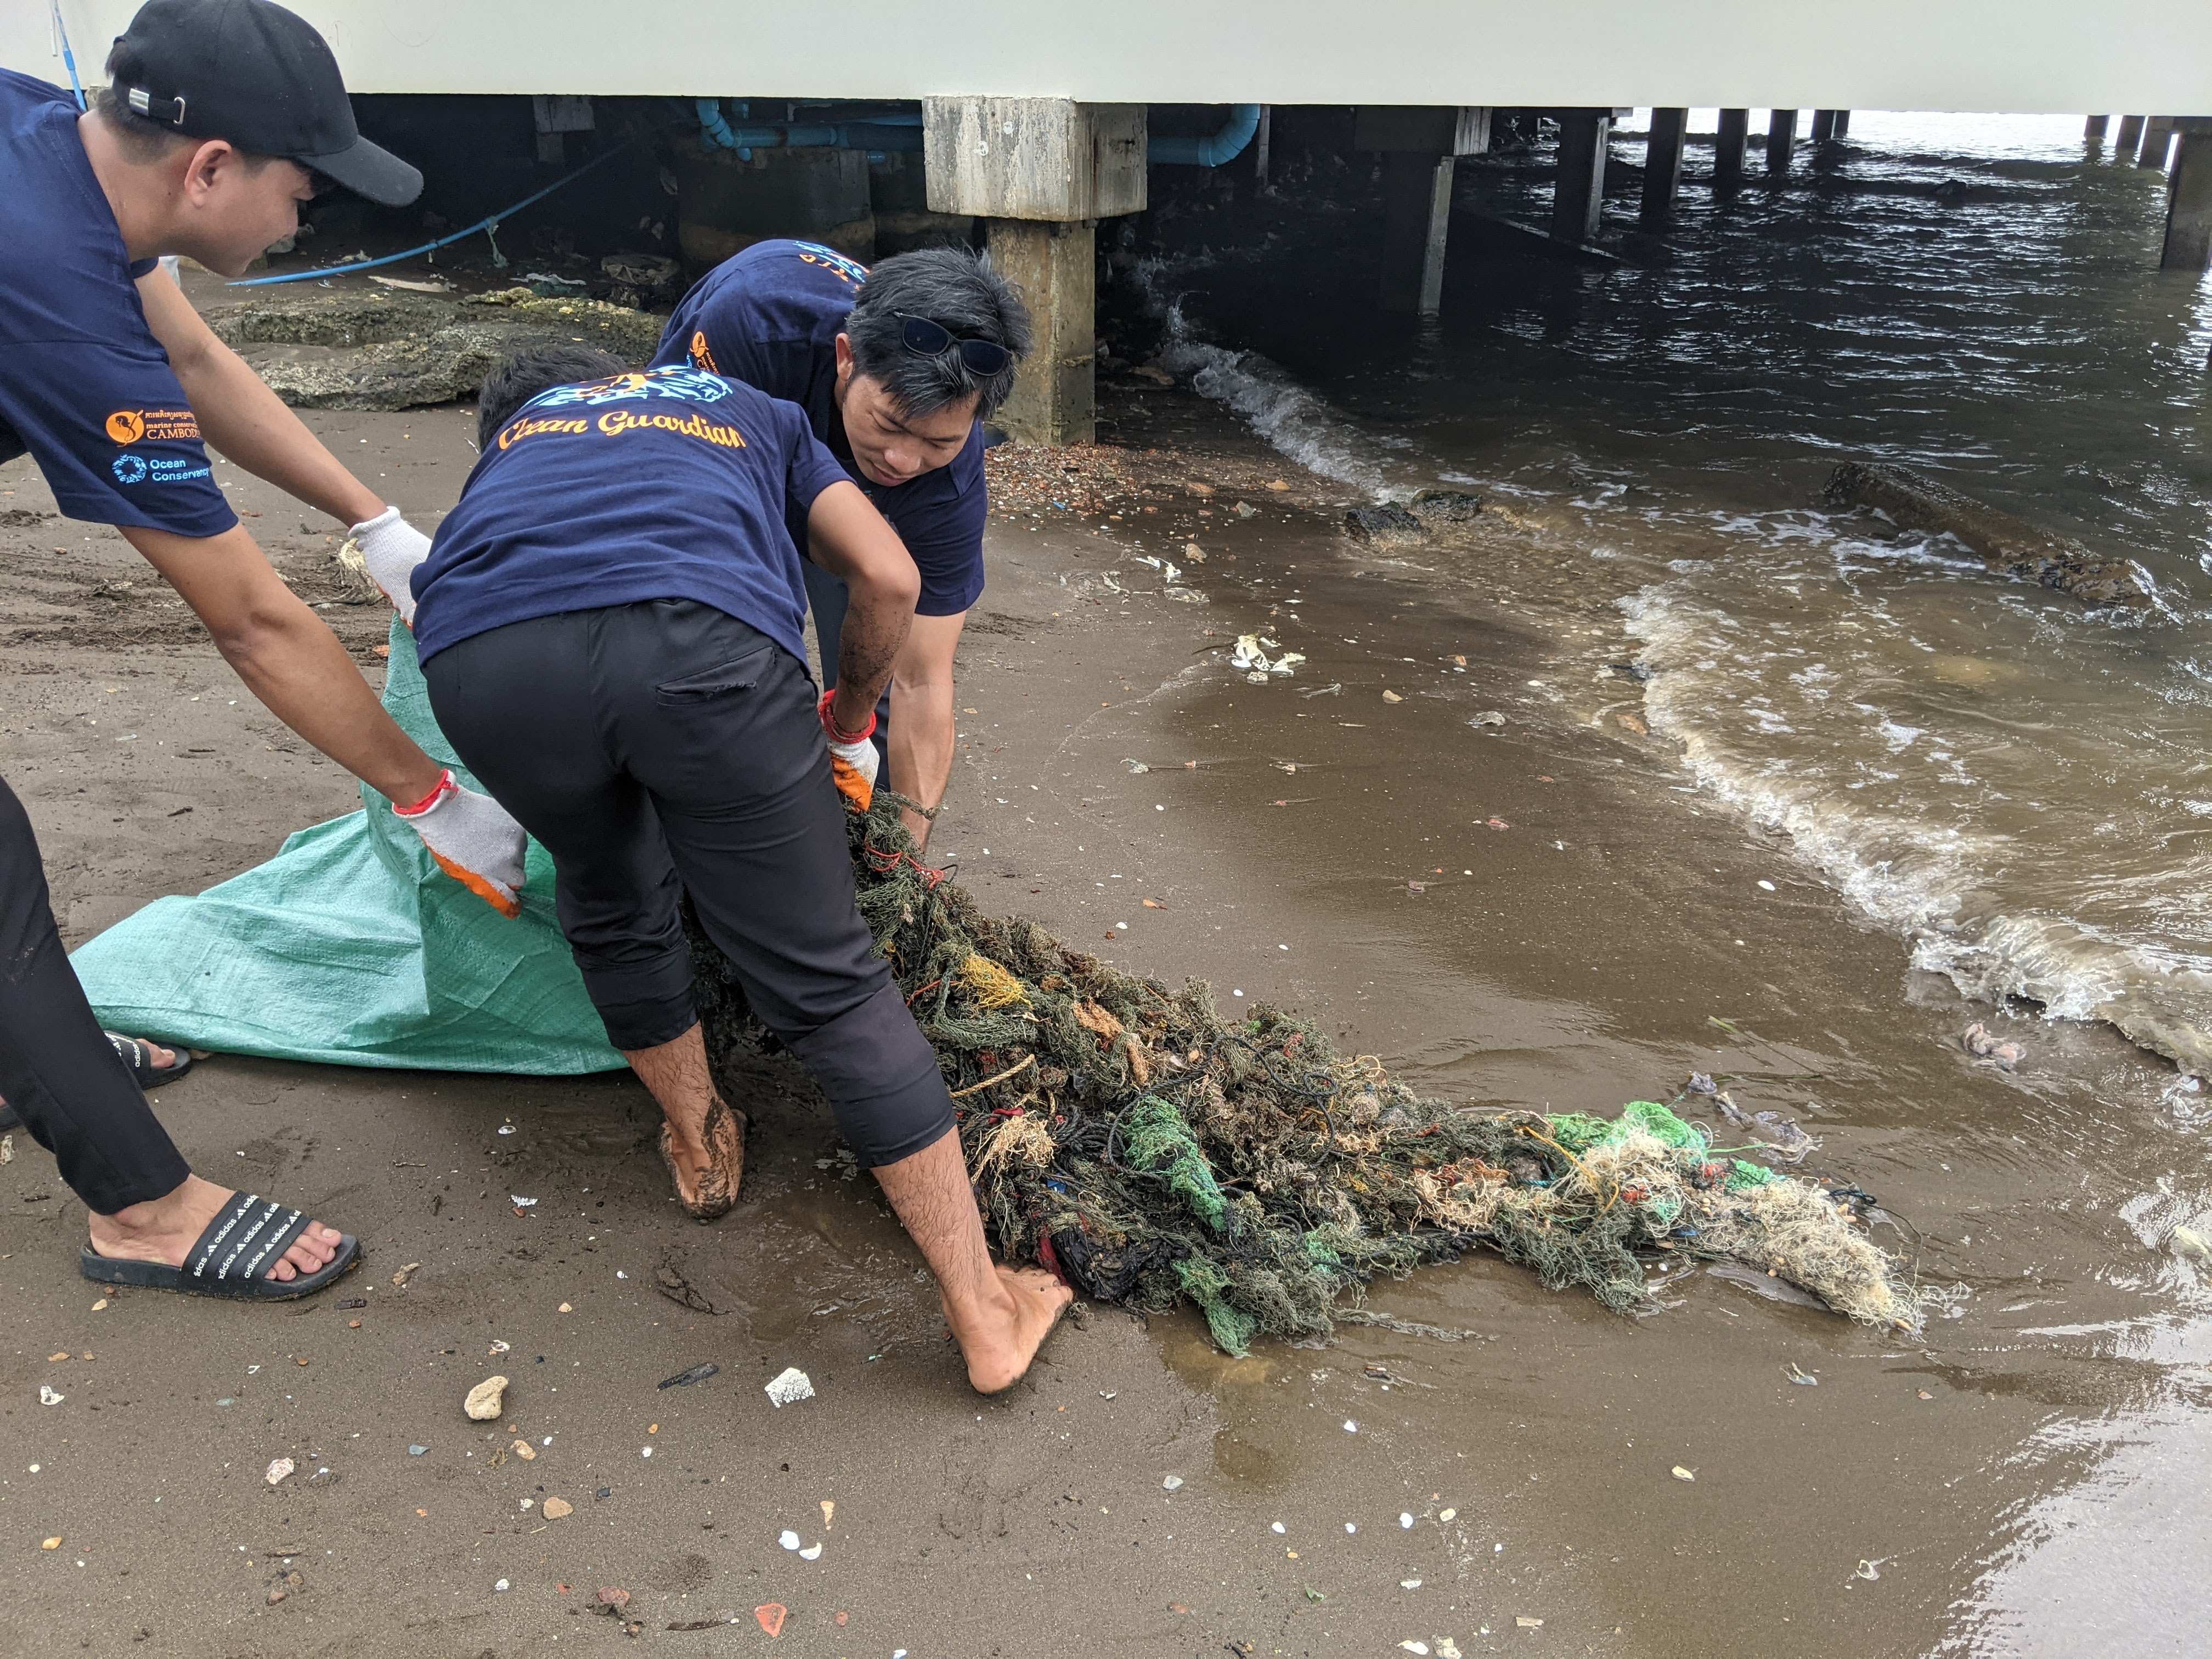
[1640,107,1687,229]
[1713,108,1749,193]
[1552,110,1611,244]
[1765,109,1797,176]
[2163,129,2212,272]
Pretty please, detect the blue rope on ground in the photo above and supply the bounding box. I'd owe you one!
[227,137,639,289]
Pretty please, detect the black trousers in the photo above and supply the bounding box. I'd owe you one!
[423,600,953,1168]
[0,774,191,1212]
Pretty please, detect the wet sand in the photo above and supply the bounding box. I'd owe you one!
[1,391,2201,1658]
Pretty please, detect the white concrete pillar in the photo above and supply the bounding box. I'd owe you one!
[923,98,1147,445]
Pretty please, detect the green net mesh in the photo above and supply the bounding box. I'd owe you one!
[691,798,1921,1355]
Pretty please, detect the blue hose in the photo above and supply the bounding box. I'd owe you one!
[1150,105,1262,168]
[694,100,923,156]
[50,1,85,110]
[228,137,636,288]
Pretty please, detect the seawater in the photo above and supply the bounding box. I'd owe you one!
[1147,111,2212,1076]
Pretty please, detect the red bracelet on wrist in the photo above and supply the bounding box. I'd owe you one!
[819,686,876,745]
[392,768,455,817]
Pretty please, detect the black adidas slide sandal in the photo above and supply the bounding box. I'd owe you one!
[0,1034,190,1133]
[110,1032,192,1090]
[80,1192,359,1301]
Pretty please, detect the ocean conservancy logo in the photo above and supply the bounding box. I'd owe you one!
[499,366,749,452]
[110,452,212,487]
[106,407,200,444]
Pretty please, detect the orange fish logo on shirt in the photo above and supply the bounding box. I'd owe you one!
[106,410,146,443]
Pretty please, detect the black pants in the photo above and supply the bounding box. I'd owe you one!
[0,775,191,1213]
[424,600,952,1168]
[800,560,891,767]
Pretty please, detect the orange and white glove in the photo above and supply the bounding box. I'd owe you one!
[819,687,878,812]
[391,770,526,917]
[349,505,432,627]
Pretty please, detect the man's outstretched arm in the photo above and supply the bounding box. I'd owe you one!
[121,522,526,915]
[884,612,965,849]
[136,270,385,527]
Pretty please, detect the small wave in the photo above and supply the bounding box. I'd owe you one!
[1622,584,2212,1078]
[1133,260,1402,500]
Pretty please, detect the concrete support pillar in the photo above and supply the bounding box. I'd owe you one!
[2137,116,2176,170]
[1356,107,1489,315]
[2163,131,2212,271]
[1552,110,1611,244]
[1833,110,1851,139]
[1640,107,1688,229]
[1379,153,1457,314]
[1809,109,1838,144]
[923,97,1146,446]
[1766,109,1798,176]
[986,220,1096,445]
[2085,115,2110,143]
[1713,108,1749,193]
[1254,105,1272,190]
[2115,115,2146,155]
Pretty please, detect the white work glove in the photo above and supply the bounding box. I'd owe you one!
[391,769,526,918]
[818,687,879,812]
[348,505,432,627]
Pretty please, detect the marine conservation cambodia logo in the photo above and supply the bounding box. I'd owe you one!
[105,407,201,444]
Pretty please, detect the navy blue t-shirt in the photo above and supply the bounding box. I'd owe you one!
[652,239,988,617]
[0,71,235,538]
[411,366,851,666]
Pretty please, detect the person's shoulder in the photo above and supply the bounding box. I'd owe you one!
[0,69,71,112]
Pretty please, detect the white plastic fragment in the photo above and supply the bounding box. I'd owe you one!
[779,1530,802,1551]
[1343,1419,1357,1433]
[1672,1465,1696,1482]
[1271,1521,1286,1534]
[509,1194,536,1207]
[764,1366,815,1407]
[1344,1522,1358,1534]
[494,1578,509,1591]
[640,1446,652,1457]
[1162,1475,1183,1491]
[1400,1511,1415,1529]
[1439,1508,1457,1522]
[1400,1644,1429,1655]
[1437,1641,1463,1659]
[797,1543,823,1561]
[38,1385,63,1407]
[263,1458,295,1486]
[1401,1579,1423,1589]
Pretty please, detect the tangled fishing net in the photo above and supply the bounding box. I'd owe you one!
[692,797,1922,1354]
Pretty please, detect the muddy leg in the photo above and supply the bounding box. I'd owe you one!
[870,1130,1071,1393]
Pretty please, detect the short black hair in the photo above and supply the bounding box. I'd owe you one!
[475,343,629,449]
[844,247,1032,421]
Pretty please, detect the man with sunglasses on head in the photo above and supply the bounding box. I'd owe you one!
[651,241,1031,849]
[0,0,527,1302]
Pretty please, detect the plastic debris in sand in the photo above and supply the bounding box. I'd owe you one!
[264,1458,295,1486]
[764,1367,815,1407]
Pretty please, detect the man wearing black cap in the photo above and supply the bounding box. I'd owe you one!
[0,0,528,1300]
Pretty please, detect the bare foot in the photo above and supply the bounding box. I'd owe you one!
[951,1265,1074,1394]
[658,1098,746,1221]
[86,1173,344,1283]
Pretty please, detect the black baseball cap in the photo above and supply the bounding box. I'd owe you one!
[108,0,421,205]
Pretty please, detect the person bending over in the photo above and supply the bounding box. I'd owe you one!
[0,0,527,1300]
[652,240,1031,849]
[410,345,1069,1392]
